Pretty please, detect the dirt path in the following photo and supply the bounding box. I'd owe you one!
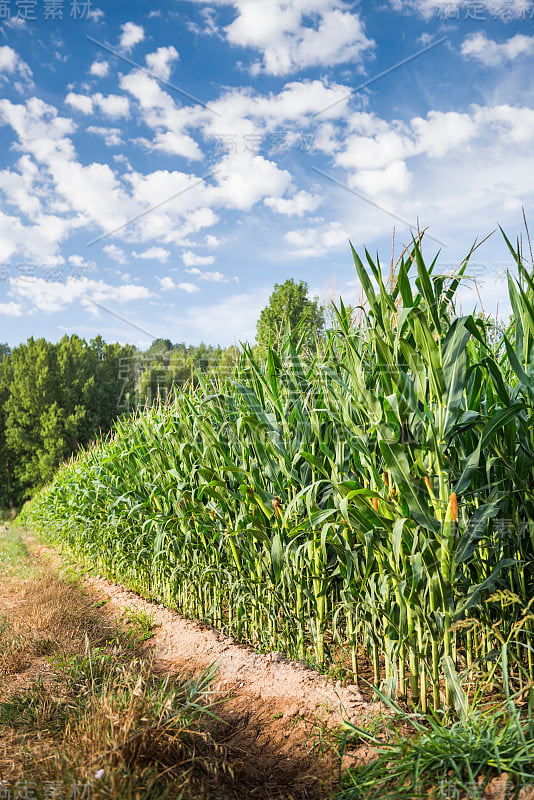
[83,572,378,728]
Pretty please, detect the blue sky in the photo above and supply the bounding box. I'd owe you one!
[1,0,533,348]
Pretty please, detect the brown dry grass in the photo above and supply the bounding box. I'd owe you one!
[0,529,334,799]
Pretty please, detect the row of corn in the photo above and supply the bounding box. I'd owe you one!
[21,232,534,710]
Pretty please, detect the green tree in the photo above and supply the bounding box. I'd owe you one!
[3,335,137,500]
[0,351,17,511]
[256,279,325,354]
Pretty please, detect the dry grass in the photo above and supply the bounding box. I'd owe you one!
[0,528,331,799]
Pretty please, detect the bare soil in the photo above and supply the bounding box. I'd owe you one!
[83,574,379,726]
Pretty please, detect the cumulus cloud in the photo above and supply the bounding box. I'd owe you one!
[210,152,292,211]
[103,244,127,263]
[87,126,123,146]
[0,301,23,316]
[182,250,215,267]
[66,92,128,123]
[9,276,152,313]
[157,276,176,290]
[188,0,374,75]
[265,191,321,216]
[184,267,227,282]
[145,46,179,80]
[331,109,480,197]
[285,221,350,257]
[66,92,93,114]
[461,32,534,66]
[333,106,534,203]
[0,155,42,216]
[0,45,33,88]
[119,22,145,52]
[119,71,204,160]
[177,282,200,293]
[349,160,411,196]
[93,93,130,118]
[134,246,170,262]
[90,60,109,77]
[0,96,137,235]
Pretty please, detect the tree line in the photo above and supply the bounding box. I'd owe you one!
[0,336,237,510]
[0,278,324,511]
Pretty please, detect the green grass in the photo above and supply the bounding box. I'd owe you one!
[339,703,534,799]
[120,607,156,645]
[337,646,534,800]
[0,526,33,577]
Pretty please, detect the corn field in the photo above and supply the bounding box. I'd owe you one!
[21,232,534,711]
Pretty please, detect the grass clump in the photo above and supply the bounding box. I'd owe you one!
[337,650,534,800]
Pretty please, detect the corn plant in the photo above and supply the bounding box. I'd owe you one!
[21,229,534,710]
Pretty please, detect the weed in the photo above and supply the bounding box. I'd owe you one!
[120,607,155,645]
[337,649,534,799]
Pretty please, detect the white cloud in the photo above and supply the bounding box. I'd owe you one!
[0,301,23,317]
[182,250,215,267]
[410,111,477,158]
[103,244,127,263]
[185,267,227,282]
[332,109,480,199]
[252,78,352,123]
[93,93,130,118]
[189,0,374,75]
[90,60,109,77]
[124,169,213,229]
[285,221,350,257]
[334,107,534,201]
[145,46,179,80]
[0,45,33,84]
[461,32,534,67]
[66,92,93,114]
[177,282,200,293]
[349,160,411,196]
[121,73,352,166]
[119,22,145,52]
[134,246,170,262]
[0,155,42,216]
[265,190,321,216]
[150,130,203,159]
[0,204,77,267]
[474,105,534,144]
[9,276,152,313]
[0,97,139,234]
[157,276,176,290]
[87,126,123,146]
[211,151,292,211]
[119,71,204,159]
